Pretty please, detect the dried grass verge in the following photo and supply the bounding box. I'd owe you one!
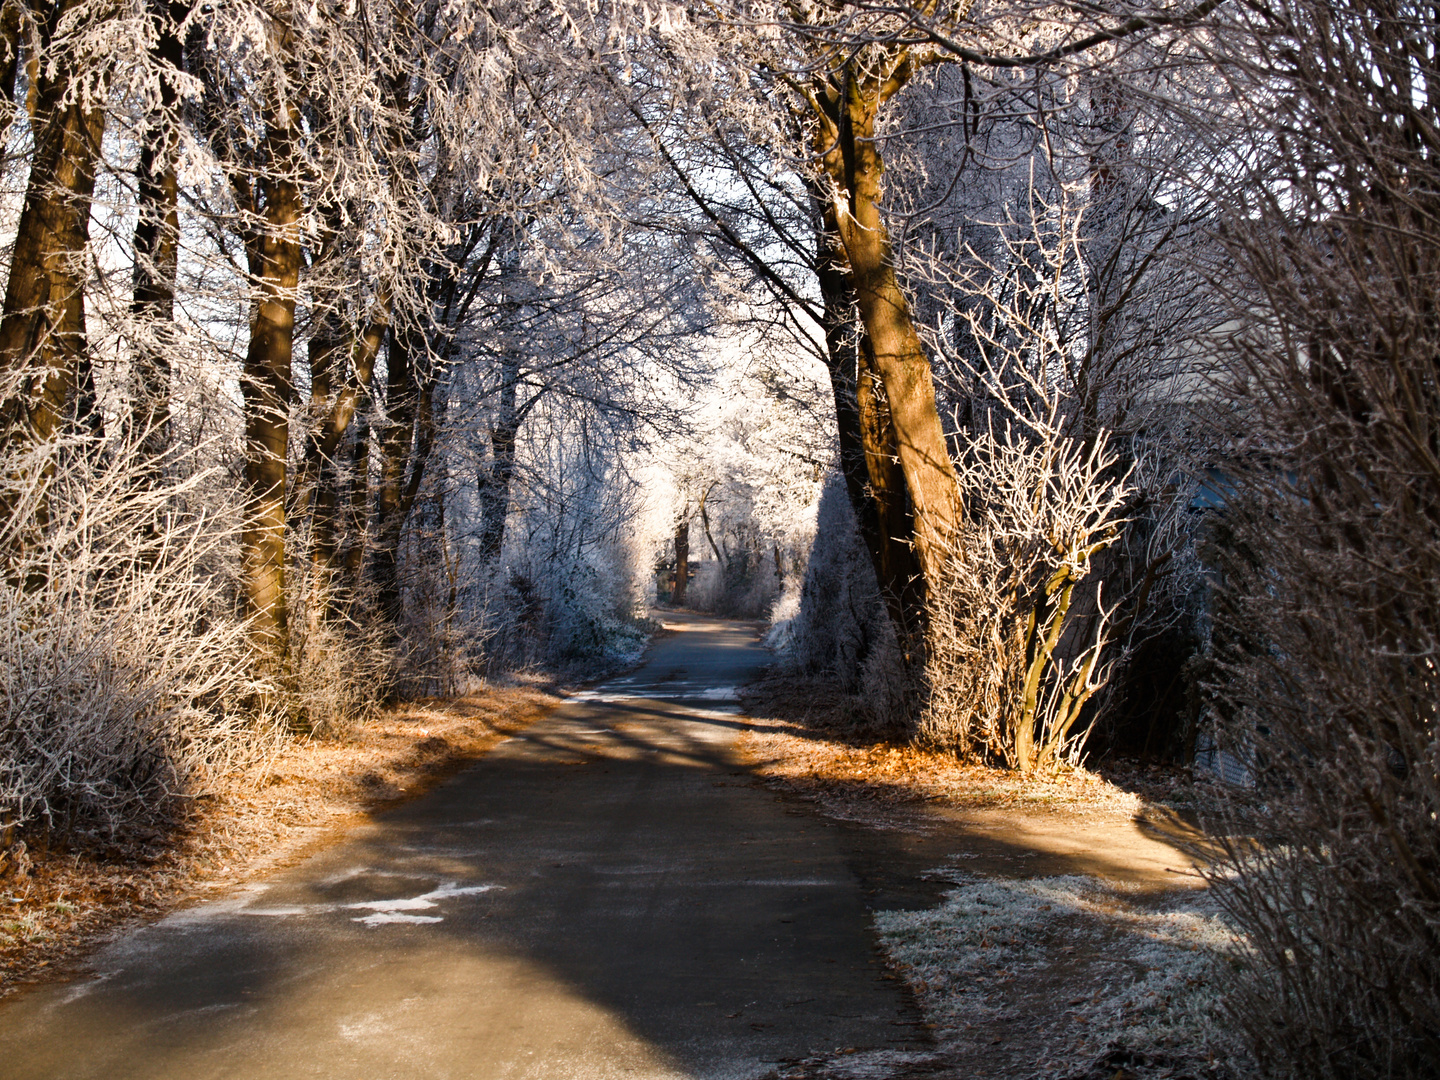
[0,683,559,997]
[738,673,1228,826]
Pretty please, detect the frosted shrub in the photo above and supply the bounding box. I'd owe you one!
[1195,1,1440,1073]
[790,474,908,720]
[921,424,1128,770]
[0,436,276,834]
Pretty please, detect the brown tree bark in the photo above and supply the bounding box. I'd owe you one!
[0,0,107,448]
[807,130,929,662]
[130,0,191,468]
[807,60,963,590]
[672,513,690,605]
[234,68,303,667]
[302,289,388,575]
[476,359,523,563]
[370,326,437,628]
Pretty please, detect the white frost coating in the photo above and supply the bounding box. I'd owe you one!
[346,882,502,926]
[58,970,118,1005]
[351,912,445,927]
[346,897,439,912]
[572,685,738,704]
[875,874,1243,1064]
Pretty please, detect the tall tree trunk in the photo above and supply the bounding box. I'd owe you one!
[812,192,926,654]
[130,0,189,468]
[372,329,415,626]
[0,0,106,448]
[370,327,437,628]
[236,79,303,669]
[672,513,690,606]
[302,289,387,575]
[305,293,346,573]
[811,63,963,590]
[340,408,370,593]
[476,362,519,563]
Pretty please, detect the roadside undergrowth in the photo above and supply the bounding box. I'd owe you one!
[739,674,1223,825]
[876,874,1248,1078]
[742,672,1250,1080]
[0,683,559,996]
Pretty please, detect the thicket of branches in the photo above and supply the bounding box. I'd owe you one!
[1190,0,1440,1074]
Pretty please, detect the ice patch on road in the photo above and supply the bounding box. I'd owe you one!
[346,882,502,927]
[569,684,739,704]
[349,913,445,927]
[686,705,742,718]
[347,897,438,912]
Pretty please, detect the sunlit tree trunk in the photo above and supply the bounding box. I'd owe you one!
[0,0,107,448]
[809,62,962,590]
[235,64,303,668]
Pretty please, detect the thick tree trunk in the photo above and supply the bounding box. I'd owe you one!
[0,0,106,448]
[237,97,303,668]
[813,186,927,656]
[812,65,963,591]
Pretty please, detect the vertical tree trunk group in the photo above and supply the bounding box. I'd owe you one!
[805,58,964,665]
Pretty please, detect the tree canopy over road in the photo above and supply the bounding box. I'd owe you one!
[0,1,1437,1075]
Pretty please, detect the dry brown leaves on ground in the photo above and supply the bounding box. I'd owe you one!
[0,683,560,996]
[738,674,1225,827]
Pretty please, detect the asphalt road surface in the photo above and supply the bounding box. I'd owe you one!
[0,613,930,1080]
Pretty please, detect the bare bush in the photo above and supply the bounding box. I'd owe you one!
[285,548,396,733]
[856,52,1219,759]
[1195,0,1440,1074]
[921,420,1128,770]
[0,434,277,835]
[909,171,1134,769]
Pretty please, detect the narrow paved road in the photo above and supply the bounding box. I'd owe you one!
[0,614,929,1080]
